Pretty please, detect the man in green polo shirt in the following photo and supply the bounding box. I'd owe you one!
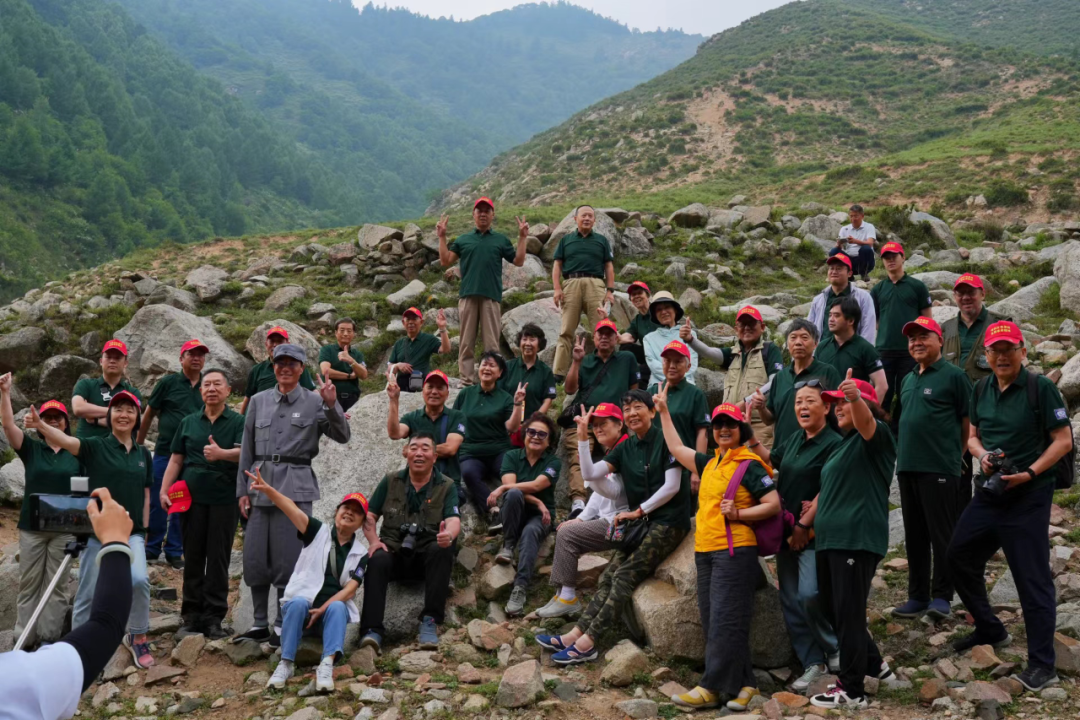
[870,242,932,432]
[816,298,887,393]
[72,339,142,439]
[437,197,529,385]
[894,316,971,622]
[647,340,709,493]
[551,206,616,379]
[386,370,466,486]
[757,318,841,450]
[318,317,367,412]
[138,338,209,568]
[388,307,450,392]
[242,325,315,414]
[160,369,245,639]
[562,319,640,518]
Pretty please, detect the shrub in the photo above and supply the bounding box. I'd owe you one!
[984,181,1029,208]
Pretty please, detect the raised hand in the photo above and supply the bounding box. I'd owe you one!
[571,335,586,363]
[679,317,693,343]
[839,368,859,403]
[24,405,41,430]
[514,382,528,406]
[574,404,594,436]
[0,372,11,394]
[337,350,353,365]
[652,379,669,414]
[87,487,133,546]
[436,215,449,241]
[515,216,530,239]
[203,434,225,462]
[596,304,609,320]
[386,368,401,400]
[436,308,447,331]
[436,519,453,548]
[245,467,273,498]
[315,371,338,407]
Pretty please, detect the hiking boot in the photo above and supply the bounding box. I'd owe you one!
[316,656,335,692]
[505,586,528,617]
[267,659,294,689]
[925,598,952,620]
[1013,666,1060,692]
[536,594,581,618]
[203,622,230,641]
[166,555,185,570]
[791,664,827,693]
[418,616,439,649]
[810,683,867,710]
[952,631,1012,655]
[234,626,272,643]
[891,599,929,619]
[174,621,203,640]
[360,631,383,655]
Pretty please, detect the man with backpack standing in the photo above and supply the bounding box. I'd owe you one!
[947,321,1074,692]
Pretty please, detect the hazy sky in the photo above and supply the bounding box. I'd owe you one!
[357,0,793,36]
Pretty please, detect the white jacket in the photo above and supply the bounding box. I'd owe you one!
[282,521,368,623]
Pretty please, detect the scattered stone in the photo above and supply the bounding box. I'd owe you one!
[1054,631,1080,674]
[934,658,958,680]
[355,687,391,704]
[1041,687,1068,701]
[883,558,909,571]
[177,696,205,714]
[171,633,206,668]
[462,695,488,712]
[771,691,809,708]
[223,638,264,665]
[103,646,135,680]
[399,651,438,673]
[348,646,377,675]
[962,681,1012,703]
[285,708,323,720]
[144,665,187,685]
[614,699,659,718]
[495,659,544,708]
[919,678,948,704]
[994,676,1023,697]
[970,645,1003,669]
[456,662,481,684]
[668,204,710,228]
[976,699,1005,720]
[601,641,650,687]
[92,682,121,708]
[466,619,515,650]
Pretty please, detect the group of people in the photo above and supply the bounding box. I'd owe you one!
[6,196,1073,711]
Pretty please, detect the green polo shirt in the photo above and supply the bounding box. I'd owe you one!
[815,334,883,383]
[575,351,640,408]
[720,342,785,376]
[627,313,661,343]
[959,307,992,366]
[553,230,614,278]
[453,385,514,458]
[500,357,558,418]
[816,421,896,557]
[604,424,689,529]
[448,229,516,302]
[766,360,842,450]
[647,380,710,448]
[318,344,365,397]
[299,515,367,608]
[15,436,82,530]
[80,435,153,535]
[389,333,443,386]
[870,274,932,353]
[818,284,853,339]
[72,377,143,440]
[147,373,204,455]
[245,360,315,399]
[770,426,844,549]
[500,449,561,516]
[970,368,1070,489]
[170,406,246,505]
[898,359,971,476]
[400,406,467,482]
[368,470,460,519]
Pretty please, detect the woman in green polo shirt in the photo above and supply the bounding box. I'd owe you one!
[0,373,82,649]
[536,389,690,666]
[809,372,897,711]
[453,351,526,529]
[28,390,155,670]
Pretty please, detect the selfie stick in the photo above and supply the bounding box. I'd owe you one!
[14,539,86,651]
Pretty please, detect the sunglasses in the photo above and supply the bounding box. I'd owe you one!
[794,379,825,390]
[712,417,741,429]
[525,428,549,440]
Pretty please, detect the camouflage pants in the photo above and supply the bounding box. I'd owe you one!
[577,523,688,640]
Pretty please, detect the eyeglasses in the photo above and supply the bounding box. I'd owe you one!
[525,428,549,440]
[794,379,825,390]
[985,346,1021,357]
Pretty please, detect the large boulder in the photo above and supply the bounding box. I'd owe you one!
[0,459,24,503]
[37,355,98,403]
[358,224,404,250]
[798,215,842,243]
[541,211,620,263]
[327,242,359,266]
[1056,354,1080,404]
[114,305,252,394]
[244,320,320,365]
[1054,241,1080,314]
[617,227,654,257]
[502,256,547,291]
[0,550,20,631]
[986,276,1057,322]
[0,327,48,374]
[240,256,282,280]
[386,280,427,310]
[145,285,197,313]
[496,659,543,708]
[668,203,710,228]
[741,205,773,230]
[911,271,963,291]
[264,285,307,312]
[707,209,743,231]
[500,298,562,365]
[184,265,229,302]
[909,211,958,248]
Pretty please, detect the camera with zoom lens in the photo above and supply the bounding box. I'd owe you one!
[398,522,429,555]
[28,477,100,535]
[981,449,1019,496]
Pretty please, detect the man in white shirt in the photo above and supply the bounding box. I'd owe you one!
[829,204,877,281]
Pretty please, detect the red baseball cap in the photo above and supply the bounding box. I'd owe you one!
[984,320,1024,348]
[736,306,763,324]
[474,197,494,210]
[37,400,69,417]
[424,370,449,386]
[823,379,879,405]
[108,390,142,412]
[627,281,651,295]
[266,326,290,341]
[167,480,192,514]
[595,318,618,333]
[592,403,624,421]
[338,492,369,515]
[102,339,128,356]
[402,307,424,320]
[880,242,905,257]
[661,340,691,359]
[711,403,745,424]
[180,339,209,357]
[827,253,853,270]
[955,273,984,291]
[902,316,942,339]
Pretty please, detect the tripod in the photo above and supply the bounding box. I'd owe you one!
[14,538,86,652]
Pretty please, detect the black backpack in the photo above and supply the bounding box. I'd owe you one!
[974,373,1076,490]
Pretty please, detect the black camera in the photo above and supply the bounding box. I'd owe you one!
[981,449,1019,496]
[398,522,428,555]
[28,477,100,535]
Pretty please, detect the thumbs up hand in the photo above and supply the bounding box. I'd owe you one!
[679,317,693,342]
[203,434,225,461]
[839,368,860,403]
[436,519,453,548]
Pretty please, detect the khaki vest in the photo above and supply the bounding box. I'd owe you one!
[723,341,775,448]
[942,309,1007,383]
[379,469,453,553]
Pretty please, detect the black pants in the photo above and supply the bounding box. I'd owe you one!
[500,488,550,588]
[179,502,239,625]
[697,547,760,696]
[460,453,505,515]
[338,393,359,412]
[817,549,884,699]
[620,342,650,388]
[360,543,455,637]
[898,472,970,603]
[947,483,1056,670]
[880,353,916,434]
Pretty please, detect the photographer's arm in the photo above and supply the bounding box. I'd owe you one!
[0,373,25,451]
[1002,424,1073,489]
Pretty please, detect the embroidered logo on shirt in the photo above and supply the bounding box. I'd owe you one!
[548,386,556,394]
[545,467,556,476]
[762,476,773,487]
[924,388,933,395]
[847,557,855,566]
[1056,408,1068,420]
[292,412,301,418]
[452,506,459,514]
[774,363,783,371]
[874,360,883,368]
[457,423,466,433]
[101,391,111,402]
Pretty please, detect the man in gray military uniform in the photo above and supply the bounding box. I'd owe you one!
[234,344,351,644]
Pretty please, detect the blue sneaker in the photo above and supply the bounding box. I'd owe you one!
[360,631,382,655]
[925,598,952,620]
[891,599,929,619]
[535,634,569,652]
[552,643,598,666]
[418,616,439,649]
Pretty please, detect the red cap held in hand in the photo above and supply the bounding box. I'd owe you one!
[167,480,193,514]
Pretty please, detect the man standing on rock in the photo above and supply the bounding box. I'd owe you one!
[72,339,142,439]
[869,242,932,433]
[807,253,876,345]
[138,339,210,569]
[386,369,466,490]
[235,344,351,645]
[829,204,877,281]
[437,197,529,385]
[551,205,615,382]
[242,326,315,414]
[942,274,1007,383]
[388,307,450,392]
[318,317,367,413]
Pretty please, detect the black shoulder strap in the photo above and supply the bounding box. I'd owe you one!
[973,376,992,439]
[578,355,612,407]
[1027,371,1044,437]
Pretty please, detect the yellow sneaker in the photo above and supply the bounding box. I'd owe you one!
[726,686,760,711]
[671,686,719,709]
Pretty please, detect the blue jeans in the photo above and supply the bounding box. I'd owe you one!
[74,534,150,634]
[829,246,876,276]
[280,597,348,663]
[147,453,183,559]
[776,547,838,668]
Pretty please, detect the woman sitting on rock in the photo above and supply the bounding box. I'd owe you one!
[657,385,780,711]
[536,389,690,666]
[536,402,629,619]
[642,291,699,385]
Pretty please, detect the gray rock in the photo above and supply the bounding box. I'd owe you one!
[931,249,964,264]
[598,208,630,223]
[502,256,546,291]
[496,659,543,708]
[133,277,160,296]
[244,319,321,366]
[618,227,654,257]
[909,211,957,248]
[668,203,710,228]
[399,651,438,673]
[969,247,997,264]
[37,355,98,403]
[0,551,22,630]
[184,265,230,302]
[0,327,48,374]
[799,215,842,243]
[145,285,198,313]
[541,211,620,263]
[500,298,562,366]
[987,276,1057,322]
[358,224,404,250]
[386,280,427,310]
[906,255,931,269]
[171,633,206,668]
[888,508,904,549]
[988,569,1019,606]
[285,708,323,720]
[911,271,963,291]
[328,242,359,266]
[741,205,773,230]
[707,209,744,232]
[264,285,308,312]
[240,256,282,280]
[223,638,264,665]
[1054,241,1080,314]
[601,641,650,686]
[665,262,686,281]
[614,699,658,719]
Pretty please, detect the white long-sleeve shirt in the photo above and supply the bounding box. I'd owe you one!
[577,440,629,522]
[578,440,681,516]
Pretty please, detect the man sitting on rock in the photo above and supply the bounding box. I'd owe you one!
[359,434,461,653]
[829,204,877,281]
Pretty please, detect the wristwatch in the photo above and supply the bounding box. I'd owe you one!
[606,287,615,294]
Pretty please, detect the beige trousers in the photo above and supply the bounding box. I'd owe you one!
[553,277,607,377]
[16,530,75,645]
[561,423,594,504]
[458,296,502,384]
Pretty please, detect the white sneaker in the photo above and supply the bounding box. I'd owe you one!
[316,656,335,692]
[267,659,294,689]
[536,594,582,618]
[791,664,827,693]
[810,684,867,709]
